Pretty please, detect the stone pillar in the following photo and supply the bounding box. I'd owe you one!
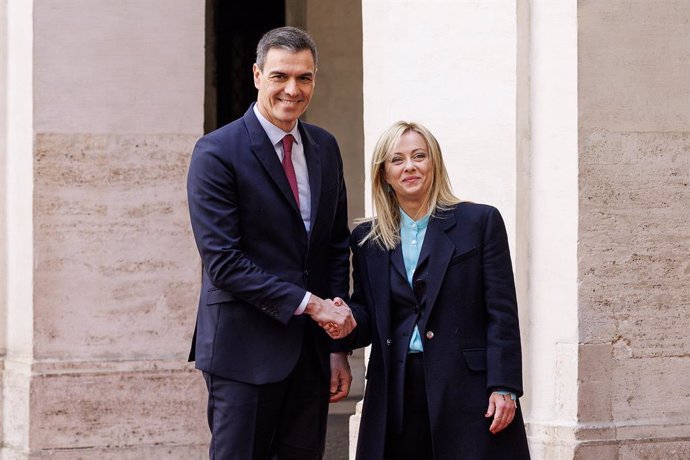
[523,0,580,456]
[2,1,208,457]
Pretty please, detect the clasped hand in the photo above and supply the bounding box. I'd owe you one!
[305,295,356,339]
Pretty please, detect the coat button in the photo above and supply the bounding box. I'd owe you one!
[425,330,434,340]
[386,339,391,346]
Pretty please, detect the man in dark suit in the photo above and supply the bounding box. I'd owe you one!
[187,26,356,459]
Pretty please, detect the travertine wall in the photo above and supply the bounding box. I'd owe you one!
[0,0,7,360]
[2,1,208,457]
[0,0,6,445]
[576,1,690,458]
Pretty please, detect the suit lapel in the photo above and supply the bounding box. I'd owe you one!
[300,123,321,228]
[243,108,301,215]
[417,211,456,332]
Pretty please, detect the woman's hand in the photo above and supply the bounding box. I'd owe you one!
[485,392,517,434]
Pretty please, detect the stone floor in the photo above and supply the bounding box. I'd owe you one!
[324,397,357,460]
[324,413,351,460]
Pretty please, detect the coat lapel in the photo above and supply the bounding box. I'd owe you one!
[417,211,456,332]
[243,107,301,216]
[390,244,407,283]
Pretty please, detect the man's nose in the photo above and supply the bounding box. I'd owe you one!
[284,78,299,95]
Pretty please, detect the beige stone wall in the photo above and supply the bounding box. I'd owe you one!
[3,0,209,457]
[0,0,7,360]
[577,1,690,458]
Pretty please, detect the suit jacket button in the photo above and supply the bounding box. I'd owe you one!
[425,331,434,340]
[386,339,391,346]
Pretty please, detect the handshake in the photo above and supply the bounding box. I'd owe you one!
[304,295,357,339]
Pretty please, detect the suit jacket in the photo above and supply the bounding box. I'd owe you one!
[186,105,350,384]
[349,203,530,460]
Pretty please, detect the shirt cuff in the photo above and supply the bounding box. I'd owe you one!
[495,390,517,400]
[294,291,311,315]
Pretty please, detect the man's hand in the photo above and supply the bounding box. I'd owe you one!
[304,295,356,339]
[485,391,517,434]
[329,352,353,403]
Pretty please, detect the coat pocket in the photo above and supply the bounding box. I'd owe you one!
[462,347,487,372]
[206,288,236,305]
[449,246,478,266]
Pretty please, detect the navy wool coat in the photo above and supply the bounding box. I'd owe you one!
[348,203,530,460]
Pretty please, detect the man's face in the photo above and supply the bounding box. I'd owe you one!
[253,48,316,132]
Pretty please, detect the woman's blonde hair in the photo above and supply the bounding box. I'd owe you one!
[358,121,461,250]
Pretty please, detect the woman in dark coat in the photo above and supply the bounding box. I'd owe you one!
[340,121,530,459]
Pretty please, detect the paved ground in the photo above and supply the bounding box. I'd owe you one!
[324,397,357,460]
[324,413,351,460]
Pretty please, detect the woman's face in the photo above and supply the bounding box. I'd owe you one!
[384,130,433,204]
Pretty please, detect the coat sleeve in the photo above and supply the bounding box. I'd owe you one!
[482,206,524,396]
[187,135,306,324]
[333,226,373,352]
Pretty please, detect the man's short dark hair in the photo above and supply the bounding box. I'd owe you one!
[256,26,318,71]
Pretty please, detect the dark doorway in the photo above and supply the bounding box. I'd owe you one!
[205,0,285,133]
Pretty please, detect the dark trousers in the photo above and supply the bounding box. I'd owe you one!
[203,333,329,460]
[385,353,433,460]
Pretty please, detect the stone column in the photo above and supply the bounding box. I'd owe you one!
[523,0,580,456]
[2,1,208,457]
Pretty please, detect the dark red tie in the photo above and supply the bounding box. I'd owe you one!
[281,134,300,207]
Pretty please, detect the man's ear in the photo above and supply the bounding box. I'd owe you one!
[252,63,261,89]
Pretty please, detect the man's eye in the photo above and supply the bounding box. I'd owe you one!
[300,76,313,82]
